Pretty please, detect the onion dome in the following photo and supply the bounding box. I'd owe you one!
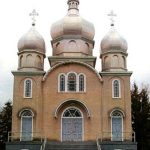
[18,26,46,54]
[101,28,127,54]
[51,0,95,41]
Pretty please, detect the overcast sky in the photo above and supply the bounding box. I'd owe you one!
[0,0,150,106]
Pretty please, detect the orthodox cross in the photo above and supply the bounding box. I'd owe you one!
[29,9,39,26]
[108,10,117,26]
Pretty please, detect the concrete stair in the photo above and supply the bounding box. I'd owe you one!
[45,141,97,150]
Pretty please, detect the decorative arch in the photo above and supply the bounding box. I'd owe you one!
[104,56,109,69]
[26,54,33,66]
[122,56,126,68]
[43,61,103,82]
[54,99,91,118]
[18,107,36,118]
[56,42,60,48]
[68,40,77,51]
[62,107,83,118]
[19,55,23,68]
[110,108,125,118]
[112,55,119,67]
[35,55,42,68]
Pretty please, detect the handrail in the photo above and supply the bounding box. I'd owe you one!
[96,138,101,150]
[40,137,47,150]
[97,132,135,142]
[42,138,47,150]
[7,132,43,142]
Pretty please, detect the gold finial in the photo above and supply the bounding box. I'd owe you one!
[108,10,117,27]
[29,9,39,26]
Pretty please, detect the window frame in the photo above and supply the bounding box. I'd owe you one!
[111,110,124,142]
[24,78,32,98]
[58,73,66,92]
[67,72,77,92]
[78,73,86,92]
[58,72,86,93]
[112,79,121,98]
[20,109,34,141]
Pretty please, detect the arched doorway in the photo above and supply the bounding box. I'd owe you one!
[61,107,83,141]
[111,110,123,141]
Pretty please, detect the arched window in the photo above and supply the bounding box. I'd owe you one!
[63,108,82,117]
[24,79,32,98]
[59,74,65,92]
[112,79,121,98]
[67,73,76,91]
[111,110,123,141]
[58,72,86,93]
[79,74,85,92]
[20,110,33,141]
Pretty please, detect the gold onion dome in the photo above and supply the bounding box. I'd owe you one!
[101,28,127,54]
[18,26,46,54]
[51,0,95,41]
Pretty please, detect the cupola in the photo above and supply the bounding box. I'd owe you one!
[17,10,46,71]
[50,0,95,57]
[101,29,127,55]
[100,11,128,72]
[18,27,46,54]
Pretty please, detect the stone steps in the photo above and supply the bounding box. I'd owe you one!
[45,141,97,150]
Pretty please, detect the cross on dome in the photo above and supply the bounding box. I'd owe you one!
[108,10,117,27]
[29,9,39,26]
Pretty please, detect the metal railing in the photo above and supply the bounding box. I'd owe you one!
[98,132,135,142]
[8,132,43,142]
[40,138,47,150]
[96,137,101,150]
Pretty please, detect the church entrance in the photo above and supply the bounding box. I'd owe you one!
[61,107,83,141]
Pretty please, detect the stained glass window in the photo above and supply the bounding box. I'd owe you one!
[60,74,65,91]
[79,75,84,92]
[24,79,32,98]
[67,73,76,91]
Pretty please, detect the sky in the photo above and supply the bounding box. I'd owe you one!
[0,0,150,106]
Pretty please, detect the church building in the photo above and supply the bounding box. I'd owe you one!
[7,0,137,149]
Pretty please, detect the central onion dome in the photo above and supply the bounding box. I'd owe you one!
[18,26,46,54]
[51,0,95,41]
[101,28,127,54]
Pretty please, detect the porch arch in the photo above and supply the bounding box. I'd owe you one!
[54,99,91,118]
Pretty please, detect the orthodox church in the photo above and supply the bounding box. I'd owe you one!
[7,0,137,149]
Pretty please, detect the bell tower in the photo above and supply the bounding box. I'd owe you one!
[99,11,133,149]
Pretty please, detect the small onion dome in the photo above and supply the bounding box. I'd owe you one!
[101,29,127,54]
[18,27,46,54]
[51,0,95,41]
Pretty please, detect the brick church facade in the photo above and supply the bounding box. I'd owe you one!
[7,0,137,149]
